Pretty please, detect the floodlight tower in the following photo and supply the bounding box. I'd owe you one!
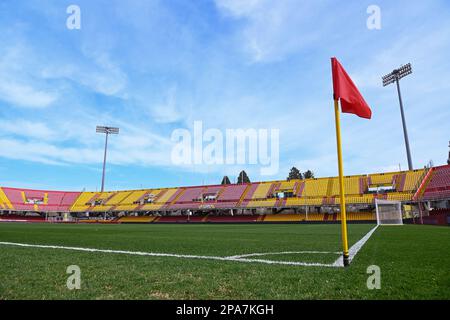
[382,63,413,170]
[447,141,450,165]
[96,126,119,192]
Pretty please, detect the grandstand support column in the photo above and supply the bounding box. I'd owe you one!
[334,99,350,267]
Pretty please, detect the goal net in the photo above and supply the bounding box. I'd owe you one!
[375,199,403,225]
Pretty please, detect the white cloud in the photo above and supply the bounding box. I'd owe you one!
[149,86,184,124]
[0,120,56,140]
[40,51,128,97]
[215,0,332,63]
[0,133,173,168]
[0,42,58,108]
[215,0,265,17]
[0,80,57,108]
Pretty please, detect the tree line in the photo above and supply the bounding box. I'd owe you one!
[220,167,314,185]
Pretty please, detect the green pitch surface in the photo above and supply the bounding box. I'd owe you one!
[0,223,449,299]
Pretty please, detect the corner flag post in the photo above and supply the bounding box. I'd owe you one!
[334,98,350,266]
[331,57,372,267]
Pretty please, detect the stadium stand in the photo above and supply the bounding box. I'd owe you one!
[1,167,448,221]
[156,188,182,209]
[246,182,282,208]
[1,187,80,212]
[422,165,450,200]
[0,187,13,210]
[114,190,148,211]
[368,172,397,186]
[403,169,425,191]
[70,191,97,212]
[303,178,329,198]
[215,184,247,208]
[139,189,168,211]
[105,191,132,206]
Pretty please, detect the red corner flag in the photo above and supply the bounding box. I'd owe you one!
[331,57,372,119]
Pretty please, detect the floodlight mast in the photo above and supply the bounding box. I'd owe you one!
[447,141,450,165]
[96,126,119,192]
[382,63,413,171]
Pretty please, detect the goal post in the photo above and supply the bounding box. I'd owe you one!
[375,199,403,225]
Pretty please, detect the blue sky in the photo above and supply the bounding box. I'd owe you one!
[0,0,449,191]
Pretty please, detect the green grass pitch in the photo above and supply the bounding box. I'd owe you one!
[0,222,449,299]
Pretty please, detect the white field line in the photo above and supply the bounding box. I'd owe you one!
[227,251,340,259]
[332,225,379,267]
[0,241,340,268]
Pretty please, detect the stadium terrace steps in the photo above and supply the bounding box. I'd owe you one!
[162,188,184,208]
[216,184,248,208]
[396,173,407,192]
[0,188,13,210]
[239,183,258,207]
[296,181,305,197]
[175,186,204,203]
[369,172,397,185]
[1,187,80,212]
[70,192,97,212]
[414,169,434,201]
[277,180,298,193]
[105,191,132,205]
[267,182,280,197]
[303,178,329,198]
[358,177,366,194]
[217,184,246,201]
[422,165,450,200]
[403,169,425,192]
[251,182,274,200]
[326,178,334,197]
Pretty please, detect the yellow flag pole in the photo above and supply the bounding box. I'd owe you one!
[334,98,350,266]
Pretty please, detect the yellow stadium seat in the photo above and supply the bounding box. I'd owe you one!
[251,183,273,199]
[0,188,13,209]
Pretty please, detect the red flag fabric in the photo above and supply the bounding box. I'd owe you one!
[331,57,372,119]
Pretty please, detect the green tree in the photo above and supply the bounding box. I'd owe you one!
[221,176,231,185]
[303,170,314,179]
[237,170,250,184]
[287,167,303,180]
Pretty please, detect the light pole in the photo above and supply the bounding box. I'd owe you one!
[96,126,119,192]
[447,141,450,165]
[382,63,413,170]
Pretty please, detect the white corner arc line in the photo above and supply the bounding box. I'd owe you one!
[332,225,379,267]
[0,241,340,268]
